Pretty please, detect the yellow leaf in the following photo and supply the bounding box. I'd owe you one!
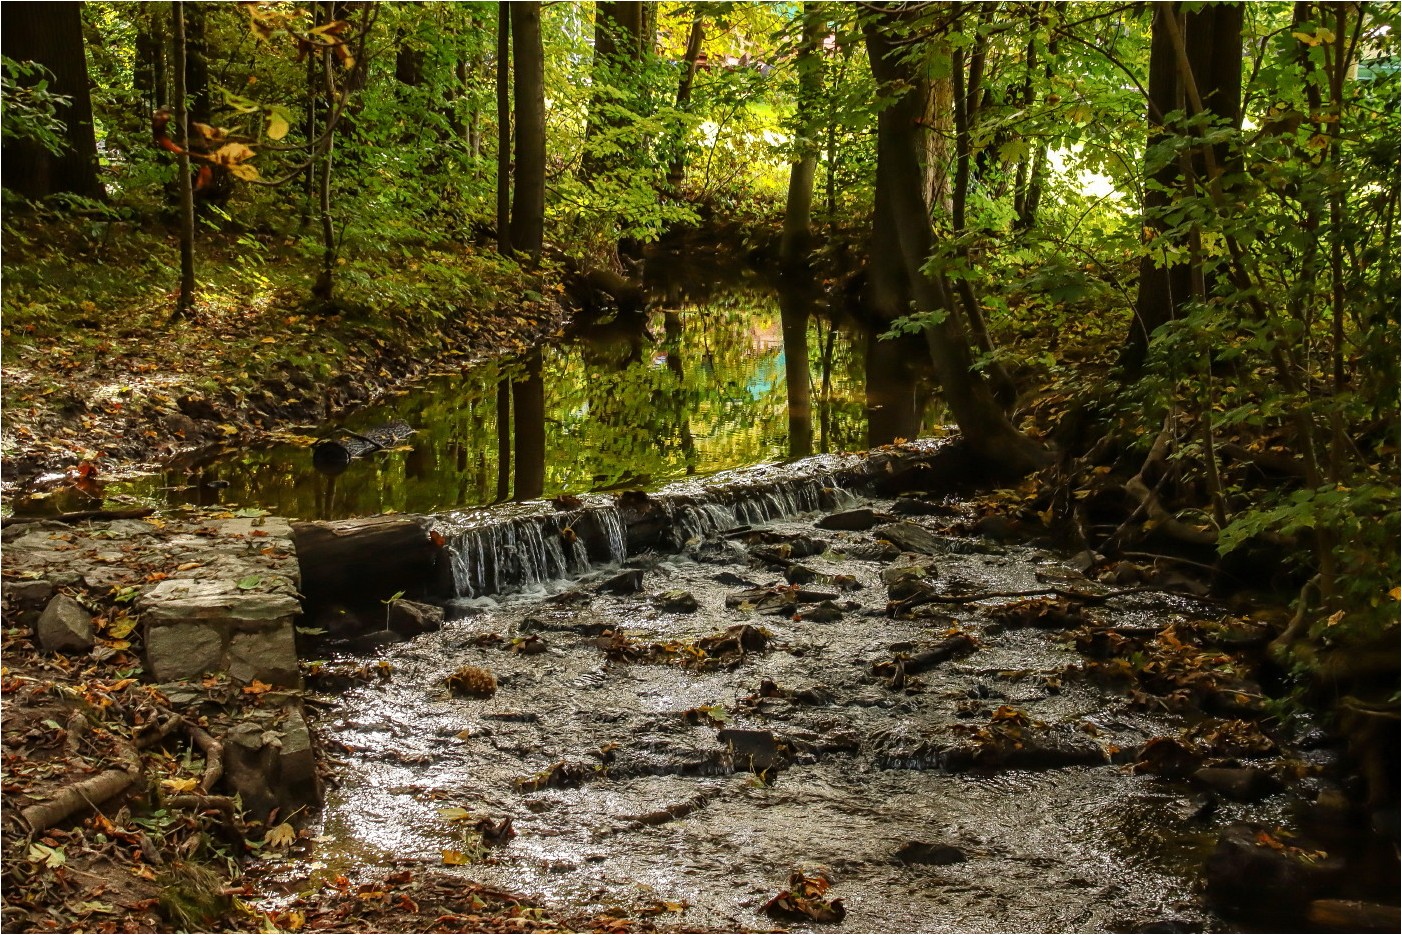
[161,777,199,794]
[229,162,260,182]
[213,142,256,165]
[266,113,290,141]
[284,909,305,931]
[266,822,297,849]
[176,562,202,572]
[1389,586,1400,601]
[437,807,473,823]
[441,849,468,865]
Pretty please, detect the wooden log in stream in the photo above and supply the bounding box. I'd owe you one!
[293,439,978,609]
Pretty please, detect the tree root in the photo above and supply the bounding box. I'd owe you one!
[161,794,247,851]
[21,741,142,834]
[887,584,1213,617]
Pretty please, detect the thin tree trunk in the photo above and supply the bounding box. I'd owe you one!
[665,13,705,190]
[172,1,196,321]
[496,375,512,502]
[512,349,546,501]
[780,3,824,269]
[496,4,512,255]
[779,285,814,458]
[509,2,545,264]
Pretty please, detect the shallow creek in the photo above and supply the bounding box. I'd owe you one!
[268,488,1304,933]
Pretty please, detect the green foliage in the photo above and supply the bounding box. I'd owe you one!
[1,57,71,156]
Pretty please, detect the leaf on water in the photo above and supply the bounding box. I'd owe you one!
[266,822,297,849]
[437,806,473,823]
[441,849,469,866]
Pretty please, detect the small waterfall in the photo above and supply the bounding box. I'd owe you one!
[441,504,629,599]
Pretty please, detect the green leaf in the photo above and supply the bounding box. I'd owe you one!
[237,575,263,590]
[234,508,270,518]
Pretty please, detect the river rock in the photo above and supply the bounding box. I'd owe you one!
[36,594,95,653]
[601,569,644,594]
[872,522,944,555]
[893,840,967,865]
[1203,823,1344,917]
[783,564,819,585]
[816,508,885,531]
[718,728,784,773]
[387,599,445,635]
[801,600,844,623]
[655,589,699,613]
[7,579,55,609]
[1192,766,1277,802]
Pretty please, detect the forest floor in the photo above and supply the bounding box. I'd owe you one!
[0,216,567,493]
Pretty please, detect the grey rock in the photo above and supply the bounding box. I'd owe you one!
[145,622,225,681]
[872,522,944,555]
[1192,766,1277,802]
[893,841,967,866]
[801,600,845,623]
[36,594,95,653]
[387,599,445,635]
[227,627,300,686]
[655,589,699,613]
[816,508,884,532]
[601,569,644,594]
[718,728,784,773]
[881,560,936,587]
[7,579,55,607]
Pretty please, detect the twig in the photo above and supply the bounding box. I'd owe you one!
[888,584,1216,617]
[1,507,155,529]
[184,722,223,794]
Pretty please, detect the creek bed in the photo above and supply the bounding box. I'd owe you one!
[258,492,1330,933]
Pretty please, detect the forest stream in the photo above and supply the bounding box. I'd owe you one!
[23,273,1371,933]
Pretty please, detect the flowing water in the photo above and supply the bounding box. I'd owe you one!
[285,475,1307,933]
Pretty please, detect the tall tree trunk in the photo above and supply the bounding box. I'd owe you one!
[184,2,211,125]
[0,2,105,201]
[778,284,815,458]
[134,5,168,114]
[665,13,705,190]
[496,4,513,256]
[496,375,512,502]
[509,2,545,264]
[1122,2,1243,378]
[172,1,196,321]
[512,349,546,501]
[865,7,1048,476]
[780,3,824,269]
[583,1,645,179]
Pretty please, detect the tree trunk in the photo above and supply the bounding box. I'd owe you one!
[665,13,705,190]
[780,3,824,269]
[172,1,196,321]
[0,2,106,201]
[495,4,512,256]
[509,2,545,264]
[134,5,168,114]
[512,349,546,501]
[583,1,645,179]
[496,375,512,502]
[864,7,1048,476]
[778,284,815,458]
[1122,2,1243,377]
[184,2,211,125]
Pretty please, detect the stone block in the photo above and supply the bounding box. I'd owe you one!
[37,594,95,653]
[145,622,225,681]
[227,626,299,686]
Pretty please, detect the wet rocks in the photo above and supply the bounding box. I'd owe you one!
[893,841,967,866]
[223,705,323,824]
[601,569,644,595]
[800,600,845,623]
[387,599,444,636]
[816,508,886,532]
[36,594,95,653]
[654,589,699,613]
[1192,766,1278,802]
[1203,823,1345,919]
[871,522,944,555]
[717,728,785,773]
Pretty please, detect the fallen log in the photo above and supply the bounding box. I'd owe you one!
[293,514,437,606]
[312,421,415,475]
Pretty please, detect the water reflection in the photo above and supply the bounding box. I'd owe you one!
[22,275,940,520]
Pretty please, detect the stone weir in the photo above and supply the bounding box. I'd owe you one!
[293,437,970,609]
